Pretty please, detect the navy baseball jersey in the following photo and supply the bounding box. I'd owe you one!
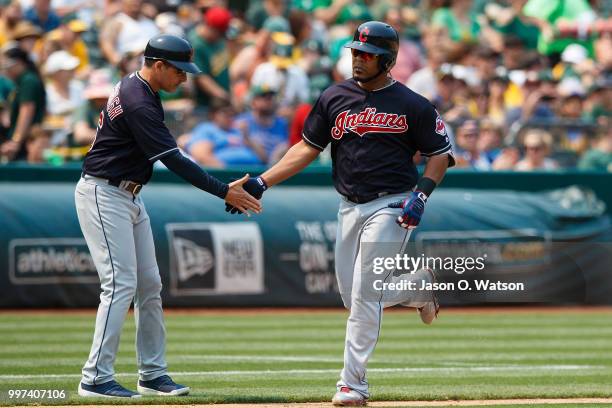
[82,72,178,184]
[302,79,454,198]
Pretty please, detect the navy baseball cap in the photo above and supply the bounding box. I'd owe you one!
[144,34,202,74]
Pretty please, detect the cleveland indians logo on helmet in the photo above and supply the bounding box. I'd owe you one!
[331,108,408,139]
[359,27,369,43]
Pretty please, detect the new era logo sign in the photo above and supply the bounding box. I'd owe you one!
[166,222,265,296]
[172,236,215,283]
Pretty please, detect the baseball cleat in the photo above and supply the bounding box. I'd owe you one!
[332,386,367,406]
[78,380,141,398]
[418,268,440,325]
[137,375,190,396]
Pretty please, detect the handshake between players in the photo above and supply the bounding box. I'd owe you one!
[225,172,429,231]
[225,175,267,215]
[224,174,265,216]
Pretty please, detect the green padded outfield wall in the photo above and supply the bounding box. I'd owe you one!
[1,164,611,214]
[0,165,611,307]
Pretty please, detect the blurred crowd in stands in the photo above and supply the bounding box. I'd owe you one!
[0,0,610,171]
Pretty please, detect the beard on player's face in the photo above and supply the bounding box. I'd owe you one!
[352,65,384,82]
[352,57,380,82]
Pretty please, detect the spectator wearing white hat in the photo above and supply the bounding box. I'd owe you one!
[45,20,90,76]
[44,50,83,117]
[553,43,590,81]
[250,32,309,120]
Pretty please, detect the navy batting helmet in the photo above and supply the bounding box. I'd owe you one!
[144,34,201,74]
[344,21,399,72]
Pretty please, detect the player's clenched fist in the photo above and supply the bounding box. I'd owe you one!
[388,191,427,229]
[225,174,263,216]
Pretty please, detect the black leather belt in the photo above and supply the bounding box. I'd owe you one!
[342,192,389,204]
[83,173,143,195]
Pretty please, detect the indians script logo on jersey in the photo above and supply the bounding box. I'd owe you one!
[331,108,408,139]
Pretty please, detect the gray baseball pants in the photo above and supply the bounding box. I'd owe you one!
[334,192,433,398]
[75,176,167,385]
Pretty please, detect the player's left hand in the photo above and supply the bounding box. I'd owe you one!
[388,191,427,229]
[225,176,267,214]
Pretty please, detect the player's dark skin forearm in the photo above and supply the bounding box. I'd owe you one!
[421,154,450,190]
[260,140,320,187]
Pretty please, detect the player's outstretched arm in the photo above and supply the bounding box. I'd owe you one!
[224,141,320,215]
[260,140,321,187]
[160,150,261,214]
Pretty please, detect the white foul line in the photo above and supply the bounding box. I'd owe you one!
[0,365,603,381]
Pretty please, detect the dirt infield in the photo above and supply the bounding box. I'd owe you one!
[12,398,612,407]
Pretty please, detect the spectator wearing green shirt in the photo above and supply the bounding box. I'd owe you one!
[578,124,612,172]
[0,74,14,106]
[245,0,288,30]
[431,0,481,43]
[0,46,46,162]
[522,0,596,58]
[494,1,539,50]
[292,0,350,26]
[328,3,371,63]
[584,78,612,125]
[188,6,232,113]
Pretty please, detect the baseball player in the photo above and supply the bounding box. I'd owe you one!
[75,34,261,398]
[227,22,454,405]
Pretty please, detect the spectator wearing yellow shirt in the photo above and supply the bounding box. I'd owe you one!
[45,20,90,76]
[0,0,23,48]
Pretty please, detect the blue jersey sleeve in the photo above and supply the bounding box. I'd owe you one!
[127,106,179,162]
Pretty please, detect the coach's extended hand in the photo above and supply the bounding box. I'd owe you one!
[226,176,267,214]
[224,174,263,216]
[388,191,427,229]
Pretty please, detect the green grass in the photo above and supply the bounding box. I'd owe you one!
[0,309,611,405]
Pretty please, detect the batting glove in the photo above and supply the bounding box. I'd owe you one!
[225,176,267,214]
[388,191,428,229]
